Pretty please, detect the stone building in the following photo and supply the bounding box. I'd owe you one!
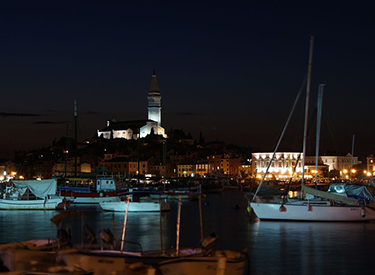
[97,71,167,140]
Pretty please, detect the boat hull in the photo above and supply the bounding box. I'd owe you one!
[250,201,375,221]
[158,250,248,275]
[59,250,153,275]
[59,249,248,275]
[0,198,63,210]
[64,195,120,205]
[99,201,170,212]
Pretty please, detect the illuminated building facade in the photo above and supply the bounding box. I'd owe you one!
[367,155,374,176]
[177,163,210,178]
[177,164,194,177]
[207,154,240,176]
[252,152,303,179]
[97,71,167,140]
[309,153,360,171]
[252,152,360,180]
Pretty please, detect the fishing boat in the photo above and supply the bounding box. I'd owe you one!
[0,179,69,210]
[248,36,375,222]
[58,176,121,205]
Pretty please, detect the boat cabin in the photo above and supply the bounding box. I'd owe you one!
[58,176,117,193]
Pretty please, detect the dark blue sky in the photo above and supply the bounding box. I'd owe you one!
[0,1,374,160]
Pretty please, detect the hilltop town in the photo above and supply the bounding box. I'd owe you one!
[0,72,373,184]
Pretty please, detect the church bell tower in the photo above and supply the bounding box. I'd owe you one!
[147,70,162,126]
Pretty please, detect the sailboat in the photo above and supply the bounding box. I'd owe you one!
[248,36,375,222]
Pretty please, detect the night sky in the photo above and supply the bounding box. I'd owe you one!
[0,1,374,160]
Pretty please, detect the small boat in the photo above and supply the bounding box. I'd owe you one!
[57,248,157,275]
[58,176,121,205]
[0,179,68,210]
[158,249,248,275]
[0,248,94,274]
[100,200,170,212]
[99,191,170,212]
[149,190,194,200]
[0,239,59,251]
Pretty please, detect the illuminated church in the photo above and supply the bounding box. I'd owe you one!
[97,71,167,140]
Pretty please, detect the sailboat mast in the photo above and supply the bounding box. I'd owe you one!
[301,36,314,186]
[314,84,325,188]
[74,100,78,177]
[350,134,355,181]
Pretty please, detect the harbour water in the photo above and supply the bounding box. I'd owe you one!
[1,190,375,274]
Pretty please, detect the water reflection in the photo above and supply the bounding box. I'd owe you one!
[0,210,59,243]
[249,221,375,275]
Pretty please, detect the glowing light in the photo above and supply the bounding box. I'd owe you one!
[351,169,356,174]
[367,172,372,177]
[342,169,348,174]
[19,175,24,180]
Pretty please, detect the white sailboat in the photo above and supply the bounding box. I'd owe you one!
[248,36,375,222]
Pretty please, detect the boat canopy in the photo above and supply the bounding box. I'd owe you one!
[302,185,359,205]
[327,184,375,203]
[12,179,57,198]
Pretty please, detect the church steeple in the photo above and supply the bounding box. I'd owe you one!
[149,69,160,94]
[147,70,162,125]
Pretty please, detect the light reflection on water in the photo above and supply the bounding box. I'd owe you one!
[1,191,375,274]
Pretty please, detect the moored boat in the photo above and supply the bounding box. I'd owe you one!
[99,200,170,212]
[158,249,248,275]
[0,179,68,210]
[58,176,121,205]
